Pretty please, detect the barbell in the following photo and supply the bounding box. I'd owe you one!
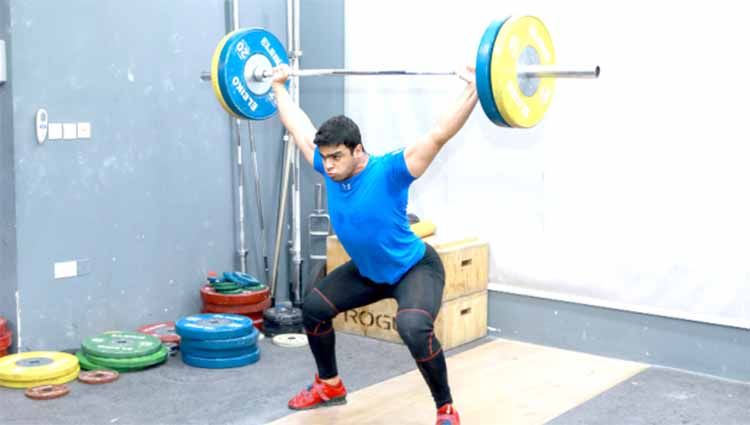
[205,15,599,128]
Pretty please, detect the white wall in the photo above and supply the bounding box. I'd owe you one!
[344,0,750,328]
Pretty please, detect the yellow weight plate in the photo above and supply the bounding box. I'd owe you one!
[211,30,242,117]
[490,16,556,128]
[0,351,79,382]
[0,367,80,389]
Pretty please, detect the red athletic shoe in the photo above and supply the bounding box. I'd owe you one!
[436,403,461,425]
[288,374,348,410]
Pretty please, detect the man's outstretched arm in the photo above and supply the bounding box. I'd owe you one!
[404,67,478,178]
[271,65,317,165]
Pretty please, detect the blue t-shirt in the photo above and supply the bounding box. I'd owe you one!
[314,147,425,284]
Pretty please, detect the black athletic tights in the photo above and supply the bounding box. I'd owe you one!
[301,244,452,408]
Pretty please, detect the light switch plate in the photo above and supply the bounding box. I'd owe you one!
[48,123,63,140]
[62,123,77,140]
[54,261,78,279]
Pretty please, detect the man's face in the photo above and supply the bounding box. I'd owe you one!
[319,144,361,181]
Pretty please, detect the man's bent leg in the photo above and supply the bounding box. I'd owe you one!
[290,261,388,410]
[302,260,387,378]
[392,244,453,409]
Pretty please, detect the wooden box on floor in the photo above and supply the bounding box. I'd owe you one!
[326,235,489,350]
[332,291,488,351]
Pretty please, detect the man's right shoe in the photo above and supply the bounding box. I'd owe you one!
[436,403,461,425]
[287,374,348,410]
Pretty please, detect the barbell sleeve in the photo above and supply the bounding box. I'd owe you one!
[516,65,600,78]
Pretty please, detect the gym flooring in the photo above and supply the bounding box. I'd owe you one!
[1,333,747,424]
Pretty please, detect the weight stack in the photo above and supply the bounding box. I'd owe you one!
[77,331,169,372]
[199,272,271,331]
[263,301,303,337]
[176,313,260,369]
[0,316,11,356]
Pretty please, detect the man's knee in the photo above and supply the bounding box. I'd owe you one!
[302,288,338,326]
[395,309,438,358]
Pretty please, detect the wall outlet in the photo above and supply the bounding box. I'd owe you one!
[0,40,6,85]
[77,122,91,139]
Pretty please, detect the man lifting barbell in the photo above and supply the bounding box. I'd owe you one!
[270,63,476,425]
[205,14,598,423]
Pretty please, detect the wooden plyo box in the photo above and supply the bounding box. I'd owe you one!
[326,235,489,350]
[332,290,488,351]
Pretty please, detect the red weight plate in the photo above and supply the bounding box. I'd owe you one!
[24,384,70,400]
[0,330,11,350]
[0,316,6,334]
[78,370,119,385]
[0,349,6,357]
[199,285,270,306]
[247,311,263,321]
[202,297,271,314]
[253,317,264,331]
[137,321,181,344]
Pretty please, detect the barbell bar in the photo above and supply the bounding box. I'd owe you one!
[205,15,600,128]
[201,66,600,81]
[249,66,599,80]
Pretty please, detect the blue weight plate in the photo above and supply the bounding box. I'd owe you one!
[182,346,260,369]
[215,31,245,117]
[180,344,258,360]
[179,325,259,351]
[217,28,290,120]
[476,18,511,127]
[175,314,254,340]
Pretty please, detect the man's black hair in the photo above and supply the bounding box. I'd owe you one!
[313,115,363,152]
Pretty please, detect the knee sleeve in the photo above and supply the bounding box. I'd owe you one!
[302,288,339,335]
[396,309,442,362]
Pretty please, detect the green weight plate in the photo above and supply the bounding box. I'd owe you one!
[217,288,243,294]
[243,284,268,292]
[84,346,169,370]
[212,283,240,290]
[76,351,165,373]
[82,331,162,359]
[75,351,116,372]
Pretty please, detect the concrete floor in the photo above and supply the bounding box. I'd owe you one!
[1,334,748,425]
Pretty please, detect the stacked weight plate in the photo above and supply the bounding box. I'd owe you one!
[137,321,181,355]
[0,352,79,389]
[0,316,11,356]
[77,331,169,372]
[263,301,303,337]
[200,272,271,331]
[176,313,260,369]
